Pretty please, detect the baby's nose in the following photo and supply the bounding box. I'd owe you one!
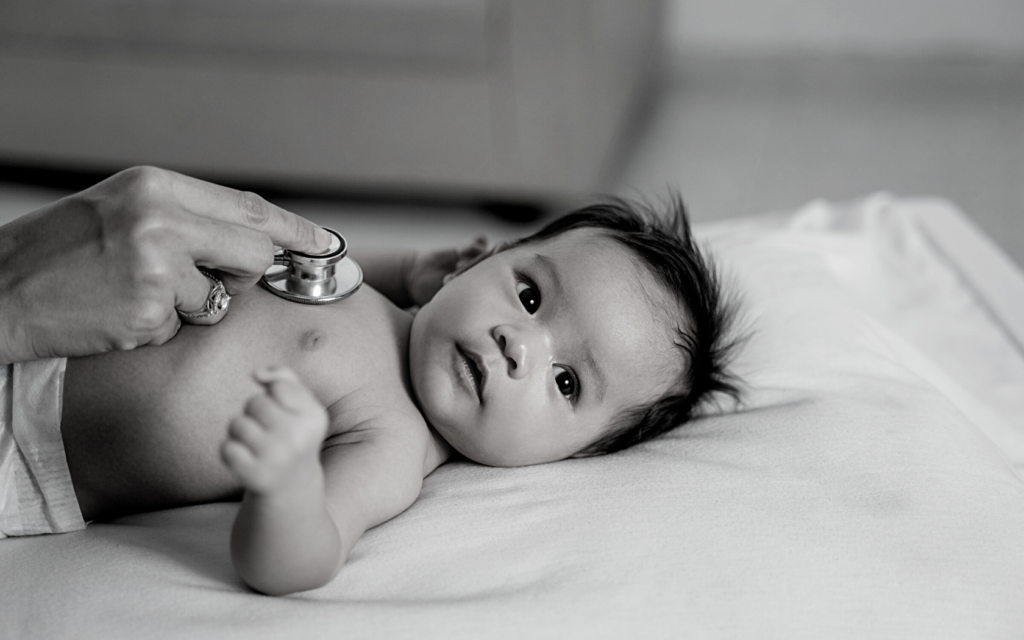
[494,326,532,379]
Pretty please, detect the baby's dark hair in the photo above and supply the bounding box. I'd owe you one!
[506,197,743,455]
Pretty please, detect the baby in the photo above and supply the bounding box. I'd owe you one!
[58,199,740,595]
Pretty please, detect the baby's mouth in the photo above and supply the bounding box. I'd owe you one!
[457,346,485,403]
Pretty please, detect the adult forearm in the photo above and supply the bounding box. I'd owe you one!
[0,210,47,364]
[0,278,22,365]
[0,301,27,365]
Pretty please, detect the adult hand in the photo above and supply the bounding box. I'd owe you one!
[0,166,332,364]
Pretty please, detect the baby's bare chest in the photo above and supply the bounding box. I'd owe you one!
[170,287,415,430]
[60,286,422,518]
[64,286,416,446]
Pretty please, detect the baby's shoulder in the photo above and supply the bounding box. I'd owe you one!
[322,388,439,489]
[317,408,436,532]
[324,375,425,442]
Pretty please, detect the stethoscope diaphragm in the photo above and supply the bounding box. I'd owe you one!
[259,228,362,304]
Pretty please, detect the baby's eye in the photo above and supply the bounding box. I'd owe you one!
[516,278,540,315]
[553,365,579,402]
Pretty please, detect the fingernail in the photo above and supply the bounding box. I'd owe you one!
[315,227,332,251]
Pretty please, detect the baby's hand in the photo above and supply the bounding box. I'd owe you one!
[221,366,329,496]
[405,236,489,306]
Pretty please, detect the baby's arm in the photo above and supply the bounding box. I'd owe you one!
[352,237,486,307]
[222,366,338,594]
[222,366,425,595]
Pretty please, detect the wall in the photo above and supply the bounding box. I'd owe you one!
[667,0,1024,56]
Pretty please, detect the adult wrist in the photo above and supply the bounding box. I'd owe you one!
[0,257,29,364]
[0,205,54,364]
[0,291,31,365]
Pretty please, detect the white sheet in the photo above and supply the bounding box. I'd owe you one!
[702,193,1024,470]
[2,196,1022,639]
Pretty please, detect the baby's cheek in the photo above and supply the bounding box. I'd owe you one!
[409,352,457,431]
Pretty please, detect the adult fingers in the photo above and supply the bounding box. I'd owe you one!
[173,213,275,295]
[176,264,222,315]
[167,170,332,253]
[145,308,183,346]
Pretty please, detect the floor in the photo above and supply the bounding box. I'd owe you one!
[2,51,1023,267]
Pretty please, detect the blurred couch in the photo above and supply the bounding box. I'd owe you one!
[0,0,664,202]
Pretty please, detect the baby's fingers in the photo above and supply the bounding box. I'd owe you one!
[461,235,488,256]
[253,366,317,413]
[243,393,293,433]
[221,433,259,482]
[453,236,491,273]
[227,414,269,452]
[456,236,488,263]
[221,438,280,494]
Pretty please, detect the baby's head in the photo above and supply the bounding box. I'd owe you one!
[409,198,741,466]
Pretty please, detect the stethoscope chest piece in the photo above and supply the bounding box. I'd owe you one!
[259,228,363,304]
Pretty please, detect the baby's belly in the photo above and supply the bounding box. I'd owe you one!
[60,287,400,520]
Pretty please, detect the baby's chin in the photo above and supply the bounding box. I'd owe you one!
[438,424,572,468]
[405,311,433,411]
[450,441,523,468]
[414,410,513,467]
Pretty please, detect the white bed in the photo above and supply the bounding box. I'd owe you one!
[2,195,1023,638]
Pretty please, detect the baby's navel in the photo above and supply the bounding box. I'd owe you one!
[299,329,327,352]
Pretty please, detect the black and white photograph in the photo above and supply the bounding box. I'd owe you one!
[1,1,1022,638]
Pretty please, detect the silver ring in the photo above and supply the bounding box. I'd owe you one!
[178,270,232,325]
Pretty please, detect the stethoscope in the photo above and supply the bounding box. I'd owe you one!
[259,228,363,304]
